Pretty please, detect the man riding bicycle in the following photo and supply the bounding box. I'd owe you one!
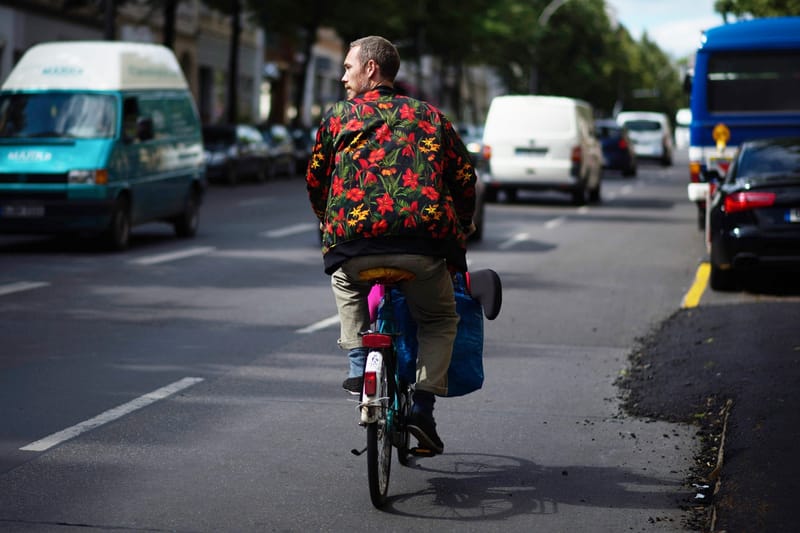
[305,35,477,454]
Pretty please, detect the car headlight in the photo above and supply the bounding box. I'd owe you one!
[68,169,108,185]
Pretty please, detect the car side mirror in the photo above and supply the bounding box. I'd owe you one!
[705,169,721,183]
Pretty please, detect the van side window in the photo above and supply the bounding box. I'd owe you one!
[123,97,139,141]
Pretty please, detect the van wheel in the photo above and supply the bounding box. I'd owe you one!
[588,183,601,204]
[174,190,200,238]
[104,198,131,251]
[572,184,587,206]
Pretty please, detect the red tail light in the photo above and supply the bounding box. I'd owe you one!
[364,371,377,396]
[571,146,581,163]
[724,191,776,213]
[618,138,628,149]
[689,161,701,183]
[481,144,492,161]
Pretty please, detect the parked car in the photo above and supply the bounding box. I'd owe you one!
[481,95,603,205]
[708,136,800,290]
[259,123,296,177]
[456,123,489,167]
[616,111,673,166]
[596,119,637,177]
[290,125,318,175]
[202,124,270,185]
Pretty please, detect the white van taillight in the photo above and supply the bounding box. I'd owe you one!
[571,146,582,163]
[482,144,492,161]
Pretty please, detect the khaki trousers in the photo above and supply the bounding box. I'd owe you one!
[331,254,458,396]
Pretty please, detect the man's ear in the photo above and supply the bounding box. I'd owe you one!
[366,59,378,78]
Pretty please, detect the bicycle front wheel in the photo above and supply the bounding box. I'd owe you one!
[367,358,392,507]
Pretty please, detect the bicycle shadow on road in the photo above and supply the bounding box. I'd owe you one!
[380,452,688,522]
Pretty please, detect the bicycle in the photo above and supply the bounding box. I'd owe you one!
[349,266,502,508]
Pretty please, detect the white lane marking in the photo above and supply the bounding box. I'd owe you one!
[130,247,216,266]
[20,377,204,452]
[545,216,566,229]
[260,222,318,238]
[498,232,530,250]
[297,314,340,334]
[576,206,590,214]
[0,281,50,296]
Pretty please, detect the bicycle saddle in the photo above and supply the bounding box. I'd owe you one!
[358,267,416,285]
[466,269,502,320]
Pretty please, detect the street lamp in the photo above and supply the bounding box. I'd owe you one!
[530,0,571,93]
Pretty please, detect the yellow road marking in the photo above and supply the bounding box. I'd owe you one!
[682,262,710,308]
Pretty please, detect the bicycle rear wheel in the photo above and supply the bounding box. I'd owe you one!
[396,384,412,466]
[367,355,392,507]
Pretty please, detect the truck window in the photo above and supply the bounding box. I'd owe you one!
[707,51,800,113]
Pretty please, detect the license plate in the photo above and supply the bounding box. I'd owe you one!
[788,208,800,223]
[1,205,45,218]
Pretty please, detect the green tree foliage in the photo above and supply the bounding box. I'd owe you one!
[715,0,800,19]
[245,0,695,122]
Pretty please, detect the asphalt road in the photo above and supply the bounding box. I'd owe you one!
[1,152,787,531]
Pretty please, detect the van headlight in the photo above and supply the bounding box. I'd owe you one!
[68,169,108,185]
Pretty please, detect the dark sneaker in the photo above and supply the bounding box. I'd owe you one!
[342,376,363,395]
[407,412,444,454]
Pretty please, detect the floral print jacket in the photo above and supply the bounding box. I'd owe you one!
[306,86,476,274]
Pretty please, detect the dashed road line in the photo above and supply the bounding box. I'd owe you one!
[130,246,216,266]
[260,222,318,238]
[20,377,204,452]
[297,314,339,334]
[0,281,50,296]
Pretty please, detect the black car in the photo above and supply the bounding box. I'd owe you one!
[258,123,296,178]
[709,136,800,290]
[596,119,637,177]
[202,124,271,185]
[289,125,318,175]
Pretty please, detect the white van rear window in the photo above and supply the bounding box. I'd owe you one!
[488,101,573,136]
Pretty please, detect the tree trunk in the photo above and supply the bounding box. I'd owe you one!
[226,0,241,124]
[163,0,177,49]
[104,0,116,40]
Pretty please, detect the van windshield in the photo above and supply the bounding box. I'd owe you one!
[0,93,116,139]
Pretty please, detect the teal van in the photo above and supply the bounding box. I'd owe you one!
[0,41,206,249]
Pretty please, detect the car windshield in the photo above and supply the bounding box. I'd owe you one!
[596,124,621,138]
[0,93,116,139]
[623,120,661,132]
[732,141,800,183]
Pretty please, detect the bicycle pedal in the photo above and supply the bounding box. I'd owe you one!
[410,447,437,457]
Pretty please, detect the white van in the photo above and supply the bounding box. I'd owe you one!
[481,95,602,205]
[0,41,206,249]
[616,111,674,166]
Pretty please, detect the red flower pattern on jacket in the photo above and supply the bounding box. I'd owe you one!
[306,89,476,255]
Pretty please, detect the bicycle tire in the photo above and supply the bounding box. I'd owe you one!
[367,355,392,507]
[396,384,412,466]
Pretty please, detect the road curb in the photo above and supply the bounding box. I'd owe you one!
[709,398,733,533]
